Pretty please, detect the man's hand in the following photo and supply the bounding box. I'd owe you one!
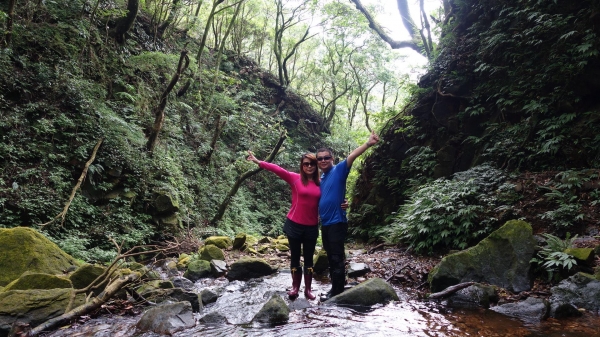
[341,199,349,210]
[367,131,379,147]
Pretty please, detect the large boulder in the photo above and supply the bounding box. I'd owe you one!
[199,244,225,262]
[549,272,600,312]
[205,236,232,249]
[227,257,276,280]
[324,278,399,307]
[136,301,195,335]
[428,220,536,293]
[69,264,106,290]
[0,289,85,336]
[0,227,79,286]
[2,272,72,292]
[252,294,289,324]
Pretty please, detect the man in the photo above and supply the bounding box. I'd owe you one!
[318,131,379,301]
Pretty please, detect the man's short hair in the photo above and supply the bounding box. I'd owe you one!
[316,148,333,157]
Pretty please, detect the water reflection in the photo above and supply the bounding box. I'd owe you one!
[45,272,600,337]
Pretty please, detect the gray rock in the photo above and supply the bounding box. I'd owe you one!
[429,220,536,293]
[445,283,498,309]
[549,272,600,312]
[490,297,549,322]
[347,263,371,278]
[549,302,582,319]
[253,294,290,324]
[136,301,195,335]
[199,311,228,324]
[139,288,203,313]
[211,260,228,277]
[227,257,276,281]
[200,289,219,305]
[171,276,194,290]
[324,278,399,307]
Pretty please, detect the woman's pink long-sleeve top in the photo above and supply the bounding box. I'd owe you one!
[259,161,320,226]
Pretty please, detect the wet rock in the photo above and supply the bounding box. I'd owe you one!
[200,289,219,305]
[205,236,233,249]
[227,257,276,281]
[429,220,536,293]
[140,288,203,312]
[253,294,289,324]
[165,260,179,277]
[445,283,498,309]
[199,311,228,324]
[549,272,600,312]
[347,263,371,278]
[211,260,227,277]
[0,227,80,286]
[171,276,194,290]
[2,272,72,291]
[0,288,85,336]
[199,244,225,262]
[288,298,312,311]
[549,302,582,319]
[136,301,195,335]
[183,259,212,282]
[69,264,106,290]
[232,233,247,250]
[324,278,399,307]
[490,297,549,322]
[136,280,174,295]
[313,249,329,274]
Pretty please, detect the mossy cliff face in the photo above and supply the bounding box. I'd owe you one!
[0,227,80,286]
[428,220,536,293]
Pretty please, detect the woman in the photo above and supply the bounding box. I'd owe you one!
[246,151,320,300]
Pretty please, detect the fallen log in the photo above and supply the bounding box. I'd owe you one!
[428,282,475,299]
[27,273,140,336]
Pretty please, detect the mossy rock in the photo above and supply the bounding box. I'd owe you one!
[159,213,181,229]
[245,247,258,255]
[252,294,289,324]
[153,192,179,213]
[428,220,536,293]
[183,259,212,282]
[564,247,595,265]
[199,244,225,261]
[246,235,259,246]
[227,257,276,280]
[232,233,247,250]
[136,280,175,295]
[0,289,86,335]
[324,278,399,307]
[313,249,329,274]
[276,235,286,241]
[275,238,289,247]
[204,236,233,249]
[2,272,73,292]
[69,264,106,290]
[258,244,271,254]
[275,244,289,252]
[0,227,80,287]
[177,255,192,270]
[258,237,273,244]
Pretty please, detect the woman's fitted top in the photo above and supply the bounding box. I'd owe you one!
[259,161,320,226]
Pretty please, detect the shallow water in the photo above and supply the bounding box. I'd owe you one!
[45,272,600,337]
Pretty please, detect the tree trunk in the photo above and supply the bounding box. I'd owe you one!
[115,0,139,44]
[157,0,180,37]
[3,0,16,46]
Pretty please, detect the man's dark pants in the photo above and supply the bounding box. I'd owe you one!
[321,222,348,296]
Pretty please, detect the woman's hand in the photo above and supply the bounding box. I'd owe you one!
[247,150,260,165]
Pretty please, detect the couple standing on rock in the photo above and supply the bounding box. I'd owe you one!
[247,132,379,301]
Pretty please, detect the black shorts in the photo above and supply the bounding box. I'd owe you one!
[283,218,319,241]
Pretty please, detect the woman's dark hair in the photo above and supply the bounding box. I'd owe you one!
[300,153,319,186]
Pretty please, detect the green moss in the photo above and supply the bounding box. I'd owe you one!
[183,259,212,281]
[69,264,106,290]
[3,272,73,291]
[0,227,80,286]
[275,244,289,252]
[564,248,594,262]
[199,244,225,261]
[204,236,233,249]
[232,233,246,250]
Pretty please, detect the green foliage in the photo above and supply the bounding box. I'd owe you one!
[531,233,578,281]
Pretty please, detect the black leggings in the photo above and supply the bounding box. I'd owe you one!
[284,218,318,269]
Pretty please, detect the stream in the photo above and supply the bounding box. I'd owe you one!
[45,272,600,337]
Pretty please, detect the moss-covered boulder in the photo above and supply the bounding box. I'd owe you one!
[257,244,270,254]
[2,272,72,292]
[69,264,106,290]
[313,249,329,274]
[0,227,80,287]
[275,244,289,252]
[136,280,175,295]
[275,238,289,247]
[0,289,85,335]
[199,244,225,261]
[204,236,232,249]
[428,220,536,293]
[232,233,246,250]
[549,272,600,312]
[564,247,595,266]
[246,235,259,246]
[252,294,289,324]
[324,278,399,307]
[227,257,276,280]
[177,254,192,270]
[183,259,212,282]
[153,192,179,214]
